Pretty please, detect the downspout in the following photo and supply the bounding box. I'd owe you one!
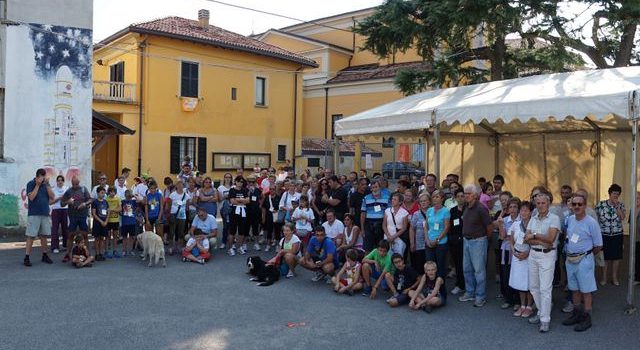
[292,66,302,174]
[324,87,329,139]
[137,39,147,176]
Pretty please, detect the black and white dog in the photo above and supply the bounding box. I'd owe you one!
[246,256,280,286]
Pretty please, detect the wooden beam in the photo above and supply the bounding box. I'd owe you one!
[92,134,113,155]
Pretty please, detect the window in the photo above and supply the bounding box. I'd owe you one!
[231,87,237,101]
[170,136,207,174]
[181,61,199,98]
[255,77,266,106]
[109,62,125,98]
[331,114,343,139]
[277,145,286,162]
[307,158,320,167]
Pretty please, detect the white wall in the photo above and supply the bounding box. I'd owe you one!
[0,0,92,228]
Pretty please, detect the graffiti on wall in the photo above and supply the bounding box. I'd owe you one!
[29,24,92,181]
[0,194,20,227]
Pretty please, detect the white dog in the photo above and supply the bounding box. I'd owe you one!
[137,231,166,267]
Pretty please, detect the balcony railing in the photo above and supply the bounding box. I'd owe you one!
[93,81,137,103]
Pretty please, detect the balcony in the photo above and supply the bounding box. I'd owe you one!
[93,81,137,103]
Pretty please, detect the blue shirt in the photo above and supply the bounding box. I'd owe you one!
[26,179,50,216]
[361,191,390,220]
[307,236,338,266]
[146,191,162,218]
[121,199,138,226]
[92,198,109,221]
[191,214,218,234]
[565,215,603,254]
[427,206,450,244]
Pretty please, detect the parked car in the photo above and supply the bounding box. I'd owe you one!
[382,162,425,180]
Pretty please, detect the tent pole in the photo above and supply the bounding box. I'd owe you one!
[423,129,429,174]
[432,111,440,181]
[626,91,638,315]
[542,133,548,188]
[460,137,465,180]
[494,134,500,177]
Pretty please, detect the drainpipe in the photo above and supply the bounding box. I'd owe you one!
[324,87,329,140]
[292,66,302,174]
[137,39,147,176]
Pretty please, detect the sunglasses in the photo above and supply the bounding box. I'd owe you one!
[571,202,584,207]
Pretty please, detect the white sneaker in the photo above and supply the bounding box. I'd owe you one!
[264,245,271,252]
[228,248,236,256]
[52,249,60,254]
[451,286,463,295]
[286,270,295,278]
[253,243,261,251]
[219,243,226,250]
[562,301,574,313]
[239,246,247,255]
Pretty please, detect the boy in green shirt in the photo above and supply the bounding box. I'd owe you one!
[361,240,394,298]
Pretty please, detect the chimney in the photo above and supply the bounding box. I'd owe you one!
[198,9,210,27]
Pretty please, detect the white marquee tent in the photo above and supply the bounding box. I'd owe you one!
[335,67,640,312]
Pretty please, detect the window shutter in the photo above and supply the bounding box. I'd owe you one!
[197,137,207,174]
[170,136,181,174]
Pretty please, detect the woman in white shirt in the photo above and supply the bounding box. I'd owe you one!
[509,201,535,318]
[383,192,410,256]
[337,213,364,262]
[50,175,69,253]
[217,173,233,249]
[168,181,191,255]
[291,195,314,244]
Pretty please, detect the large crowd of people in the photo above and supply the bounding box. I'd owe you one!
[22,160,640,333]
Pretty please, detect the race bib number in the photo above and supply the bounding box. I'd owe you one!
[100,209,107,216]
[434,223,440,230]
[150,204,156,211]
[570,233,579,244]
[374,205,382,212]
[453,219,460,226]
[251,196,257,201]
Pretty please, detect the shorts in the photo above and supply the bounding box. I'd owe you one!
[120,225,137,238]
[148,217,164,226]
[26,216,51,238]
[369,264,389,290]
[107,222,120,231]
[566,253,597,293]
[68,216,88,231]
[182,248,211,261]
[184,233,218,248]
[394,293,410,305]
[92,223,109,238]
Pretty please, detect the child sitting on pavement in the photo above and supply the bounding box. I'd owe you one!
[182,229,211,264]
[71,234,94,268]
[361,240,394,298]
[409,261,446,313]
[385,253,420,307]
[332,249,363,295]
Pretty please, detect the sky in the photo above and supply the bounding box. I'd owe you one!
[93,0,385,42]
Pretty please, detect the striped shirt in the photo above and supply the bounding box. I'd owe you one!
[361,191,391,220]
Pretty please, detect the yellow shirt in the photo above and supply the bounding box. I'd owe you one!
[106,196,121,224]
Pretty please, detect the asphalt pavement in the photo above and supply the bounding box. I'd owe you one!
[0,240,639,350]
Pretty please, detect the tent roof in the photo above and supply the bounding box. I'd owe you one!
[335,67,640,137]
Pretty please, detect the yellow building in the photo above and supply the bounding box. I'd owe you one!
[257,8,431,174]
[92,9,316,181]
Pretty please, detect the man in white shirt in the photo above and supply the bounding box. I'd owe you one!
[322,209,345,243]
[91,174,109,198]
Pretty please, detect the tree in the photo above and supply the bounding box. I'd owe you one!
[356,0,636,95]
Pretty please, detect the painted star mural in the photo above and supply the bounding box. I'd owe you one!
[29,23,92,84]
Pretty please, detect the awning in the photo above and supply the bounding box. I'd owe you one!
[92,110,135,154]
[335,67,640,136]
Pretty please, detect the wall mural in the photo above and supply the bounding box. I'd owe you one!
[29,23,92,181]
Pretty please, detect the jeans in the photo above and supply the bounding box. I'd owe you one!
[221,212,230,245]
[51,209,68,249]
[463,236,488,302]
[529,249,557,323]
[425,243,448,279]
